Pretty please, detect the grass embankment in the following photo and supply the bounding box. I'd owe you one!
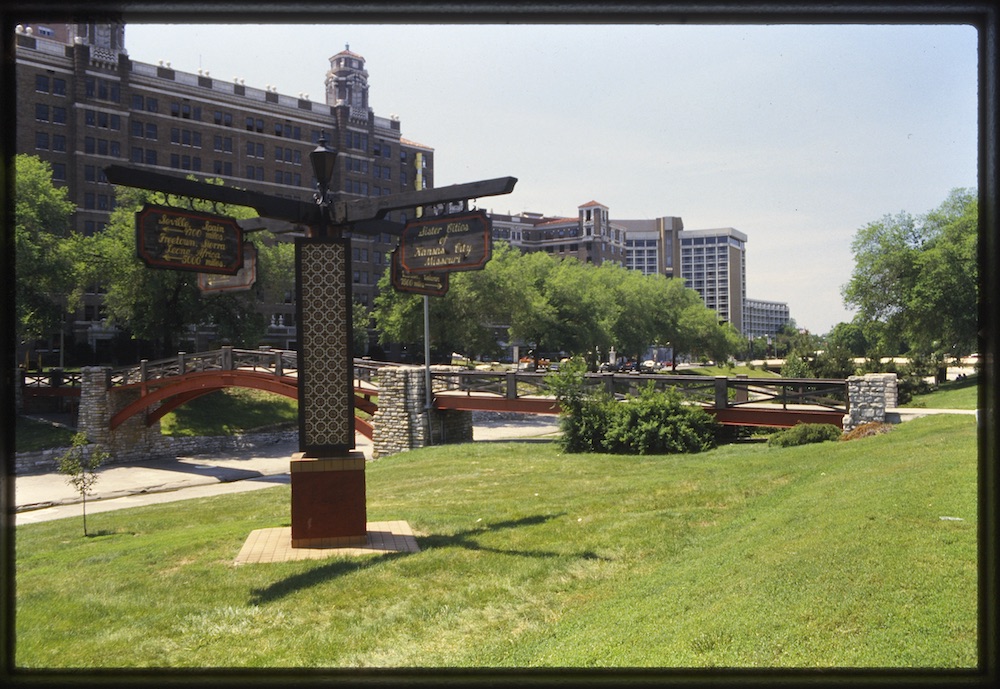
[159,388,298,436]
[902,375,978,410]
[15,414,976,668]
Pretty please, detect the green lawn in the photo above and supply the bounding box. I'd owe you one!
[15,414,977,669]
[158,387,298,436]
[13,416,76,452]
[904,375,979,410]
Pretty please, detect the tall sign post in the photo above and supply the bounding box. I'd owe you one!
[105,161,516,549]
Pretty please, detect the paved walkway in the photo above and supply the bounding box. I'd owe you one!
[14,409,976,526]
[14,415,562,526]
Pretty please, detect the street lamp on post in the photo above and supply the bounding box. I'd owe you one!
[309,133,337,238]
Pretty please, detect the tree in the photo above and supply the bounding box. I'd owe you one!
[825,320,869,358]
[57,433,108,537]
[841,188,977,360]
[71,182,282,358]
[14,155,76,348]
[353,300,372,356]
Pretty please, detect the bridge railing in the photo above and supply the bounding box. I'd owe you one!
[431,370,849,412]
[355,359,403,387]
[109,347,301,387]
[20,369,83,389]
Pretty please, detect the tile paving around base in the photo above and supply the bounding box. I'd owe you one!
[234,520,420,565]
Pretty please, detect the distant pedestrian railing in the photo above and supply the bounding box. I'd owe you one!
[430,370,849,413]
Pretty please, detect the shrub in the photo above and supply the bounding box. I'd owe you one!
[554,381,719,455]
[841,422,895,442]
[557,391,617,454]
[768,423,842,448]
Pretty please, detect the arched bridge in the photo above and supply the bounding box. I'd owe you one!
[21,348,850,437]
[21,347,383,439]
[429,369,848,429]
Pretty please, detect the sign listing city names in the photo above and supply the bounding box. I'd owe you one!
[390,247,449,296]
[399,210,492,274]
[136,204,244,275]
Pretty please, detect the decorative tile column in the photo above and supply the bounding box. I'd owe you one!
[291,237,367,546]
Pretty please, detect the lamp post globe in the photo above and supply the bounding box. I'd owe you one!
[309,134,337,237]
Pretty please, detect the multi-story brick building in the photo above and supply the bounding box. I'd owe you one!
[14,21,433,359]
[488,200,627,265]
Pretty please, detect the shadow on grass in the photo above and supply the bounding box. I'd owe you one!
[418,513,610,562]
[249,513,608,605]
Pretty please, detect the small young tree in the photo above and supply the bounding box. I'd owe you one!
[57,433,108,536]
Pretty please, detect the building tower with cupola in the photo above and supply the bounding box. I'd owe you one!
[14,21,434,362]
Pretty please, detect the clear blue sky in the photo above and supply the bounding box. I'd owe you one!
[124,21,978,335]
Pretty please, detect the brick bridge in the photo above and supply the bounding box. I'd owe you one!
[19,347,898,460]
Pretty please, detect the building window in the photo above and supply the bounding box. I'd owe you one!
[35,75,50,93]
[51,163,66,181]
[52,78,66,96]
[35,103,48,122]
[35,131,49,149]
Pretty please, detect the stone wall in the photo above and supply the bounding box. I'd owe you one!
[77,366,163,462]
[15,429,297,475]
[843,373,898,431]
[371,365,472,459]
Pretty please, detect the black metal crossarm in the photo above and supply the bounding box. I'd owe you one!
[104,164,516,231]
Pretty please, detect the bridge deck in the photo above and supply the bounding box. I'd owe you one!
[434,391,845,428]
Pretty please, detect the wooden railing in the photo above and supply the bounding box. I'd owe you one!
[20,347,401,393]
[430,370,848,413]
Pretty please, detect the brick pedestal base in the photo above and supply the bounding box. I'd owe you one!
[290,452,367,547]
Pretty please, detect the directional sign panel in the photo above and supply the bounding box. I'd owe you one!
[136,204,243,274]
[399,210,491,274]
[198,243,257,293]
[390,248,449,296]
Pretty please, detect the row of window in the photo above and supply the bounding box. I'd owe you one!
[35,103,67,124]
[171,128,202,147]
[274,146,302,165]
[85,76,119,103]
[35,74,68,95]
[34,131,66,151]
[84,109,121,130]
[344,179,394,196]
[82,192,113,211]
[84,136,120,157]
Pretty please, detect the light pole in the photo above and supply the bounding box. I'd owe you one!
[309,133,337,239]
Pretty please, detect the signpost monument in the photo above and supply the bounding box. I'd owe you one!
[105,150,515,549]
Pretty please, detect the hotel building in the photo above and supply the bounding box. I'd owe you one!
[14,21,433,356]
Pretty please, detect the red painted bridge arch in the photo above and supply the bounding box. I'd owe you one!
[109,370,375,439]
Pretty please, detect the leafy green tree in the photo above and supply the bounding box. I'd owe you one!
[353,300,371,356]
[669,302,734,370]
[600,264,660,362]
[825,320,869,358]
[14,155,76,348]
[57,432,108,536]
[543,258,613,360]
[842,188,977,360]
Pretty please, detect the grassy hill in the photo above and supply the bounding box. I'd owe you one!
[15,414,977,669]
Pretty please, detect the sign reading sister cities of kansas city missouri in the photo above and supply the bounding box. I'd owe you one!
[136,204,243,275]
[399,209,491,274]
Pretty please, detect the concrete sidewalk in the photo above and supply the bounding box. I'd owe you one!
[14,416,562,525]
